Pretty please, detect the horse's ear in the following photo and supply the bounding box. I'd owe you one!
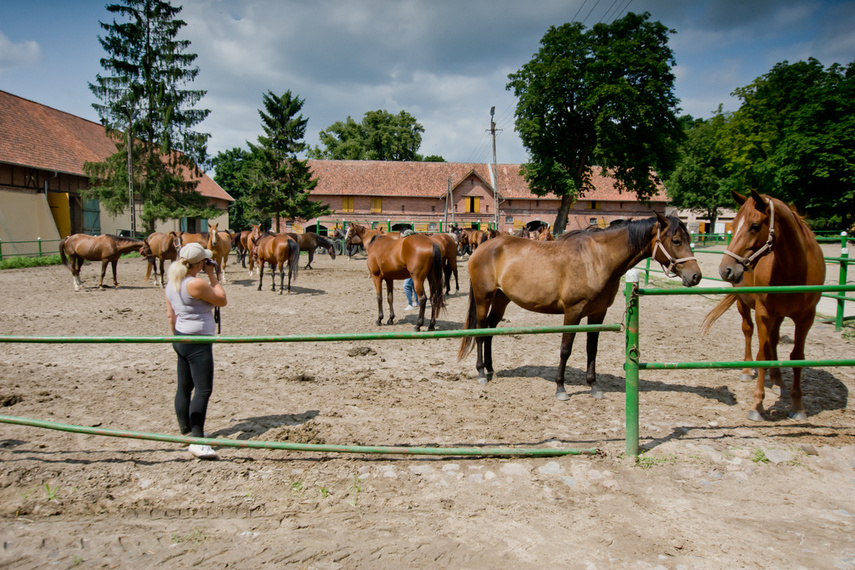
[654,211,670,231]
[749,189,767,212]
[731,189,747,206]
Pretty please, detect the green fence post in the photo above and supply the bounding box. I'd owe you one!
[837,233,849,332]
[727,230,732,246]
[624,269,641,457]
[644,258,650,285]
[0,238,3,261]
[38,237,42,258]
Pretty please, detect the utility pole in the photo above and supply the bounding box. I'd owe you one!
[488,106,501,231]
[125,104,137,237]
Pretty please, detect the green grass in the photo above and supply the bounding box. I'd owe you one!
[0,255,62,270]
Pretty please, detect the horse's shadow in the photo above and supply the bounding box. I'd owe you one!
[213,411,319,441]
[281,285,327,296]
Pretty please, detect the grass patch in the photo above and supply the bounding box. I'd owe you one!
[635,452,676,469]
[0,255,62,270]
[752,449,770,463]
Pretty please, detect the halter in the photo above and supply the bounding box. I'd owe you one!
[653,223,697,278]
[652,223,697,277]
[723,196,775,269]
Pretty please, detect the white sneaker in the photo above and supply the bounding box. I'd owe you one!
[188,444,218,460]
[405,304,415,310]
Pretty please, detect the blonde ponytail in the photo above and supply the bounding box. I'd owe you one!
[167,258,190,292]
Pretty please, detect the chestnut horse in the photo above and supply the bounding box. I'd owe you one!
[181,223,231,283]
[141,231,181,287]
[459,213,702,399]
[284,232,337,269]
[59,233,145,291]
[702,190,826,421]
[426,232,460,294]
[346,223,446,331]
[235,230,252,268]
[250,229,300,294]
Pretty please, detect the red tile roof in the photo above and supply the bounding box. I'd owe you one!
[0,90,232,202]
[308,159,667,202]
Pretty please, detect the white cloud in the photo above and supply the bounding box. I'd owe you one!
[0,32,40,73]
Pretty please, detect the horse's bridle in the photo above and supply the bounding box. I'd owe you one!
[723,196,775,269]
[653,224,697,278]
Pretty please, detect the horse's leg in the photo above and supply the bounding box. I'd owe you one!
[305,249,313,270]
[372,276,384,325]
[279,263,285,295]
[483,293,510,384]
[767,316,786,397]
[159,258,166,287]
[413,277,427,331]
[470,286,495,384]
[748,307,776,421]
[71,255,82,291]
[270,262,277,292]
[385,278,396,326]
[788,311,816,421]
[585,311,607,399]
[738,298,755,381]
[257,261,265,291]
[111,258,119,288]
[99,259,109,288]
[555,311,582,401]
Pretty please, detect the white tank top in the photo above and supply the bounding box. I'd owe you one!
[166,276,216,335]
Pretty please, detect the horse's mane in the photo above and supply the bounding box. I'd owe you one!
[314,234,334,248]
[557,215,687,252]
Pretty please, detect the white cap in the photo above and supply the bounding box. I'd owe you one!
[179,242,213,264]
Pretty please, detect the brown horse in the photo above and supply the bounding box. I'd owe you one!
[59,234,145,291]
[458,213,702,399]
[205,223,232,283]
[426,232,460,294]
[346,223,446,331]
[284,232,337,269]
[702,190,826,421]
[235,230,252,268]
[251,229,300,294]
[537,226,554,241]
[141,231,181,287]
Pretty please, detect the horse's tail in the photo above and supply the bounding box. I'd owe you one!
[458,281,477,361]
[701,293,738,336]
[288,240,300,282]
[59,237,70,268]
[428,243,446,314]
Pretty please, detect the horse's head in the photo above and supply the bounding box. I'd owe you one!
[651,212,702,287]
[720,189,774,284]
[139,239,152,258]
[327,244,337,260]
[208,222,219,246]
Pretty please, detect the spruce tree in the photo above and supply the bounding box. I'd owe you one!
[85,0,215,234]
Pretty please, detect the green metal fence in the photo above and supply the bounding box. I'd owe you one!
[0,237,63,260]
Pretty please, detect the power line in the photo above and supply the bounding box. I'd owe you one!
[572,0,589,22]
[581,0,602,26]
[598,0,622,23]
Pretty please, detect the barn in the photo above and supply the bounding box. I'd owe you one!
[0,90,233,257]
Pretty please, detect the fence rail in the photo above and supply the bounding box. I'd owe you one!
[0,237,63,261]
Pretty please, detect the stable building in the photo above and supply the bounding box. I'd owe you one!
[0,90,232,257]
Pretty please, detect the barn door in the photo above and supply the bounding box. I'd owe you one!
[83,198,101,235]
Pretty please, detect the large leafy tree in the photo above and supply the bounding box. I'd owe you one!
[84,0,216,235]
[665,115,732,233]
[211,147,260,231]
[244,90,330,232]
[506,12,681,233]
[718,58,855,229]
[307,109,428,161]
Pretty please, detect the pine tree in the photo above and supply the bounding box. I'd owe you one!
[244,90,330,231]
[84,0,215,234]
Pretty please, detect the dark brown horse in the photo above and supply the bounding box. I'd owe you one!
[426,232,460,294]
[141,231,181,287]
[59,234,145,291]
[702,190,826,421]
[250,229,300,294]
[459,213,702,399]
[234,230,252,268]
[346,223,446,331]
[284,232,337,269]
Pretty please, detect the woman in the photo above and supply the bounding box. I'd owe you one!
[165,242,228,459]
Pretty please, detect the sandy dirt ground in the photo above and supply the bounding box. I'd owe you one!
[0,241,854,569]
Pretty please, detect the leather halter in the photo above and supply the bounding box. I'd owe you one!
[653,223,697,278]
[723,196,775,269]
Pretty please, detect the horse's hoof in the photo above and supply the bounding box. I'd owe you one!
[747,410,764,422]
[427,325,436,331]
[478,377,490,385]
[590,387,604,400]
[413,326,420,332]
[375,320,383,326]
[739,373,754,382]
[789,411,807,421]
[555,391,570,401]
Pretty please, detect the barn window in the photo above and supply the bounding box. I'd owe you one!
[370,197,382,214]
[401,205,405,212]
[341,196,354,213]
[465,196,479,213]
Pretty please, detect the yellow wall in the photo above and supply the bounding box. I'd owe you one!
[0,189,63,256]
[47,192,71,238]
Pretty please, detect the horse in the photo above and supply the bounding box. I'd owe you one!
[458,213,702,399]
[457,228,486,256]
[346,223,446,331]
[141,231,181,287]
[284,232,337,269]
[426,232,460,294]
[250,229,300,294]
[701,189,826,422]
[537,226,554,241]
[205,222,232,283]
[234,230,252,268]
[334,228,359,259]
[59,233,146,291]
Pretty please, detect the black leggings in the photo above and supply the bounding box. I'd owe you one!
[173,336,214,438]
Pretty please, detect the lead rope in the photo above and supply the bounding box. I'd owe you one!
[723,197,776,268]
[653,225,697,278]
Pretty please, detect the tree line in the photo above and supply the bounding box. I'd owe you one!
[82,1,854,235]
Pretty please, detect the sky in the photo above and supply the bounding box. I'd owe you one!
[1,0,854,171]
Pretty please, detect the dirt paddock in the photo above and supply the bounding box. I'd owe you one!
[1,244,854,569]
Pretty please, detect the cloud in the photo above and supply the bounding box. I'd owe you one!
[0,31,40,73]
